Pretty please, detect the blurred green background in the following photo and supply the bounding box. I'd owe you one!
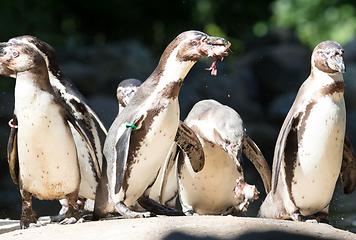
[1,0,355,55]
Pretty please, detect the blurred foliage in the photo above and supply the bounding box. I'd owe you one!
[0,0,273,55]
[0,0,355,55]
[268,0,356,48]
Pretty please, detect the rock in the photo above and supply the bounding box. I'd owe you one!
[0,216,355,240]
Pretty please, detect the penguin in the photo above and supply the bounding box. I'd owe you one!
[1,36,107,219]
[116,78,207,211]
[0,42,98,229]
[177,99,271,215]
[116,78,176,211]
[258,41,356,224]
[92,30,231,219]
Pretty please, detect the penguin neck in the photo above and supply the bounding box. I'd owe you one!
[309,68,344,102]
[14,69,55,112]
[311,64,344,84]
[16,68,53,94]
[146,46,197,100]
[118,103,125,115]
[310,67,344,88]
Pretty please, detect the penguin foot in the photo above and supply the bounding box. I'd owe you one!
[38,213,66,223]
[37,212,89,224]
[230,207,247,217]
[314,212,331,224]
[183,206,199,216]
[31,221,48,228]
[81,213,93,221]
[138,196,185,216]
[115,202,156,218]
[20,208,37,229]
[59,217,78,225]
[290,211,303,222]
[20,190,37,229]
[37,216,53,225]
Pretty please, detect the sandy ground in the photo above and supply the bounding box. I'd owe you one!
[1,216,356,240]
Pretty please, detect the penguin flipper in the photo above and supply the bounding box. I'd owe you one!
[114,125,132,194]
[340,135,356,195]
[158,142,179,204]
[272,111,302,194]
[174,121,205,172]
[65,112,101,179]
[83,104,108,135]
[7,115,19,184]
[242,134,272,194]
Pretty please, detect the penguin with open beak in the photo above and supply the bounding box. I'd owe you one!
[117,78,210,212]
[92,30,231,219]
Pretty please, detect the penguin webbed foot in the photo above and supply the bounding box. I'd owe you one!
[37,213,65,224]
[183,206,199,216]
[230,207,247,217]
[290,211,304,222]
[55,196,85,225]
[20,207,37,229]
[137,196,185,216]
[314,212,331,225]
[115,201,155,218]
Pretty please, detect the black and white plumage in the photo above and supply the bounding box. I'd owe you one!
[116,79,207,210]
[1,36,107,221]
[0,42,98,229]
[92,30,230,219]
[177,99,271,215]
[258,41,356,224]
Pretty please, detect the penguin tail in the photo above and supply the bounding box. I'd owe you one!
[257,193,287,219]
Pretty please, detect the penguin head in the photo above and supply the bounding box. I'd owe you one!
[312,40,345,74]
[165,30,230,62]
[117,78,142,107]
[0,42,45,73]
[8,35,61,77]
[185,99,244,169]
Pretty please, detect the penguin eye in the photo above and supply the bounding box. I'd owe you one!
[321,50,332,59]
[191,40,200,46]
[12,51,19,58]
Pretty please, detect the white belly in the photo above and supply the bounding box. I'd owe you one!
[113,100,179,207]
[179,140,242,215]
[16,89,80,200]
[291,97,345,215]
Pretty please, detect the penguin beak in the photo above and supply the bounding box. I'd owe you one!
[199,36,231,58]
[200,36,231,75]
[328,51,346,73]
